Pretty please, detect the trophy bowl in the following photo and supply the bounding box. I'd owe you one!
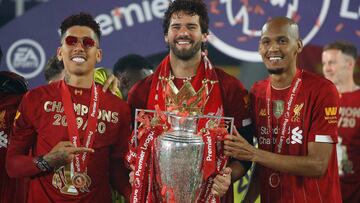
[154,114,204,203]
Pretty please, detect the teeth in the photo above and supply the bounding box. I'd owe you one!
[72,57,85,63]
[269,57,282,61]
[177,41,190,45]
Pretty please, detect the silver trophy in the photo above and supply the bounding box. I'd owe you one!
[154,114,204,202]
[133,109,234,203]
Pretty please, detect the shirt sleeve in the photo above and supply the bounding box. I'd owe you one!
[6,91,42,178]
[308,81,339,143]
[249,81,265,139]
[219,70,252,129]
[109,102,132,199]
[127,76,151,121]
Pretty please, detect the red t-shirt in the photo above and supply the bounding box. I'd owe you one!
[128,67,252,203]
[337,89,360,203]
[251,70,342,203]
[0,93,27,203]
[6,81,131,203]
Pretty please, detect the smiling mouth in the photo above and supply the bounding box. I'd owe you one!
[268,56,283,62]
[175,36,193,45]
[71,56,86,63]
[176,41,191,45]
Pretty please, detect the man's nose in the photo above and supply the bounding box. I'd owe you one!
[73,40,85,50]
[179,26,190,36]
[268,42,280,51]
[323,63,333,73]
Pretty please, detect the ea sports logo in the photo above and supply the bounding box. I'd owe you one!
[206,0,330,62]
[6,39,46,79]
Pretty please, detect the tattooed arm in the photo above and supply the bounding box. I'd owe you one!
[43,141,94,169]
[6,90,93,178]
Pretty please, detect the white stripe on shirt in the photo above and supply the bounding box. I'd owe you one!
[315,135,334,143]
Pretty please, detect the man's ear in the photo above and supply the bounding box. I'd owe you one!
[57,47,62,61]
[345,56,355,71]
[96,49,103,63]
[164,33,169,44]
[202,33,208,43]
[297,39,303,54]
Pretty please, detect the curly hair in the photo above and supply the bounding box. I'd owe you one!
[323,41,358,60]
[60,12,101,41]
[162,0,209,35]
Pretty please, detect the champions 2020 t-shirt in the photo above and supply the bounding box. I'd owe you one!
[7,81,131,203]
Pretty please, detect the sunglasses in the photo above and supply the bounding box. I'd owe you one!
[64,36,96,49]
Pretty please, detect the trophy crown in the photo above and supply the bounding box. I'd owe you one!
[165,80,211,115]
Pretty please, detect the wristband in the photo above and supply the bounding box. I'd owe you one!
[34,156,53,172]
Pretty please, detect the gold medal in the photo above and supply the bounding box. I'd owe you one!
[269,172,280,188]
[71,173,90,189]
[52,165,79,195]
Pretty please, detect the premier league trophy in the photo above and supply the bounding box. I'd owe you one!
[154,114,204,202]
[129,79,233,203]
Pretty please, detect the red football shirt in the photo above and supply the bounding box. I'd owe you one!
[128,67,252,203]
[0,93,27,203]
[337,89,360,203]
[251,70,342,203]
[6,81,131,203]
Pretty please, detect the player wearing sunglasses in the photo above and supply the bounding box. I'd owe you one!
[6,12,132,203]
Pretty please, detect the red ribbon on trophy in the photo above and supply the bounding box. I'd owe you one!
[126,108,231,203]
[127,108,168,203]
[198,126,229,203]
[131,126,164,203]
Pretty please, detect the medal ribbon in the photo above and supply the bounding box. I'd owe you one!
[61,81,99,173]
[265,69,302,153]
[265,69,302,189]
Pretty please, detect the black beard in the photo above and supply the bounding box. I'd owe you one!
[267,68,284,75]
[169,40,202,61]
